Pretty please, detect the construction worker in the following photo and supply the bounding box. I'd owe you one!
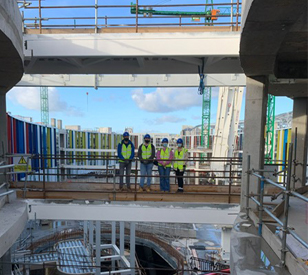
[156,138,173,192]
[137,134,155,192]
[173,138,188,193]
[117,132,135,191]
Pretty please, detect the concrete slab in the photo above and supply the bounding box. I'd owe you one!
[0,198,28,258]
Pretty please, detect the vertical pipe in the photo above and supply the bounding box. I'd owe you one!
[245,155,251,218]
[105,16,107,27]
[95,0,98,33]
[281,144,293,266]
[38,0,42,34]
[120,221,124,256]
[42,154,46,199]
[130,222,136,275]
[235,0,239,31]
[228,158,232,203]
[135,0,139,33]
[95,221,101,275]
[258,177,265,236]
[179,15,182,26]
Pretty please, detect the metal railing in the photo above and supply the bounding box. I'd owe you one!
[7,153,242,202]
[246,143,308,267]
[20,1,242,33]
[0,163,15,198]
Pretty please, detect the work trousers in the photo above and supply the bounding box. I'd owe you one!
[119,161,132,188]
[158,166,171,191]
[175,169,184,189]
[140,162,154,188]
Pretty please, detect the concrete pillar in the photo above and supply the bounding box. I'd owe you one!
[221,226,231,262]
[130,222,136,275]
[120,221,124,256]
[95,221,101,275]
[291,98,308,189]
[241,77,268,210]
[0,93,7,184]
[0,249,11,275]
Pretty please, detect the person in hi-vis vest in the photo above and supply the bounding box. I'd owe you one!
[156,138,173,192]
[173,138,188,193]
[117,132,135,191]
[137,134,156,192]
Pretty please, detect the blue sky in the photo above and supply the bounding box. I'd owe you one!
[8,1,294,133]
[6,86,293,134]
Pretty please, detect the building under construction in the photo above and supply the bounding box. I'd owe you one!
[0,0,307,275]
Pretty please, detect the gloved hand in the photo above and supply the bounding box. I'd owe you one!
[183,165,186,171]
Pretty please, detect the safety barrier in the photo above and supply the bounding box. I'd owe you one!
[6,153,242,202]
[20,1,242,33]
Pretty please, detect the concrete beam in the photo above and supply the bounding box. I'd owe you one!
[17,74,246,87]
[27,200,240,226]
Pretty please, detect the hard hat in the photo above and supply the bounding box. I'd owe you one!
[144,134,151,139]
[123,132,129,137]
[177,138,183,144]
[162,138,168,143]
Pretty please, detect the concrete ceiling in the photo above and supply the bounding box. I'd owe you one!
[240,0,307,97]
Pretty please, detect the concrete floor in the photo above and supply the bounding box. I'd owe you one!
[280,196,308,260]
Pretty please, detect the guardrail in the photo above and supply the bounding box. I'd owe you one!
[20,1,242,33]
[0,163,15,198]
[7,153,242,202]
[246,143,308,267]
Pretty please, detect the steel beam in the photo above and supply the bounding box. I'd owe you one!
[18,73,246,87]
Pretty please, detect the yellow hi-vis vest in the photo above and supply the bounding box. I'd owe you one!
[119,143,132,162]
[141,144,152,159]
[159,148,171,167]
[174,148,188,171]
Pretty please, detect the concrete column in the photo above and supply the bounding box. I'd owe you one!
[120,221,124,256]
[95,221,101,275]
[241,77,268,210]
[111,221,116,271]
[221,226,231,262]
[0,93,7,184]
[89,221,94,247]
[291,98,308,189]
[0,248,11,275]
[130,222,136,275]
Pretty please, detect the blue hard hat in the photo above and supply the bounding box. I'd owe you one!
[177,138,183,144]
[123,132,129,137]
[162,138,168,143]
[144,134,151,139]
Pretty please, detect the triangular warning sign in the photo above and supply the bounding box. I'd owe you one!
[18,156,27,165]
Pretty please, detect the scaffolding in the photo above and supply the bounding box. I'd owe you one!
[265,95,275,163]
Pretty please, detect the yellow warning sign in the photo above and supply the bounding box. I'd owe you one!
[18,156,27,165]
[14,156,32,173]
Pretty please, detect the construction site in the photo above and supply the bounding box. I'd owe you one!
[0,0,307,275]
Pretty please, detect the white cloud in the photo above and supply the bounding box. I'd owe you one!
[7,87,84,117]
[146,115,186,125]
[131,88,202,113]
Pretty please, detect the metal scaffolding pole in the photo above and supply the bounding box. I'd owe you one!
[130,222,136,274]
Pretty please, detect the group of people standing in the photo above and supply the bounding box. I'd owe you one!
[117,132,188,193]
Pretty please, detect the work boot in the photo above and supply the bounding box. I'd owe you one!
[146,186,151,192]
[127,186,132,192]
[176,188,184,193]
[137,187,143,192]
